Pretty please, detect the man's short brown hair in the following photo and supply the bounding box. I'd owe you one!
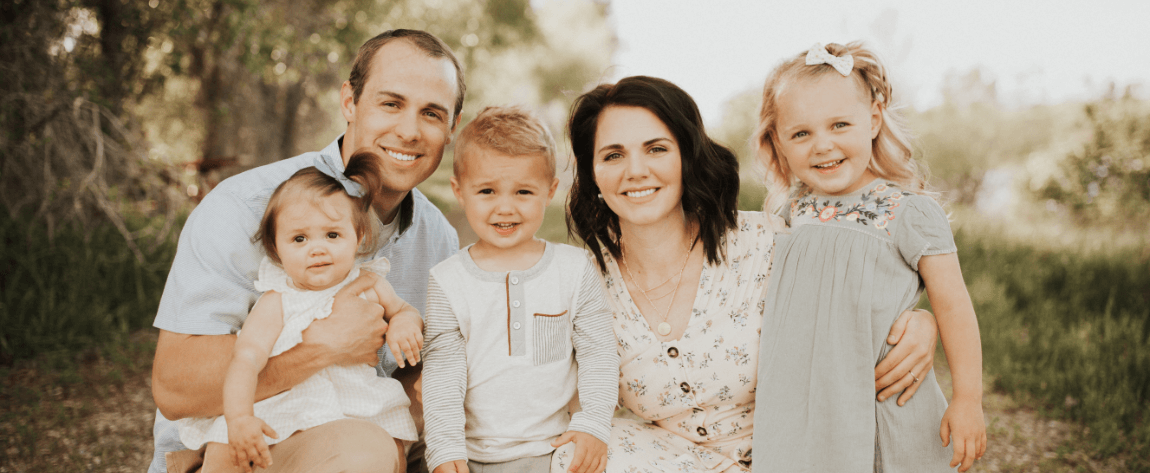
[347,29,466,125]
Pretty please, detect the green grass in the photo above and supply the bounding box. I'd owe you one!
[0,212,180,363]
[952,226,1150,469]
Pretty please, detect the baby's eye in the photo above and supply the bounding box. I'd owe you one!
[833,122,850,129]
[478,188,494,195]
[792,131,808,139]
[517,189,534,195]
[327,232,340,239]
[293,235,306,243]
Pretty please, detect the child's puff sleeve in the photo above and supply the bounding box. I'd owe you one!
[894,196,957,271]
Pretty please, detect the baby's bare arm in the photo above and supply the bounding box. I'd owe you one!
[363,271,423,367]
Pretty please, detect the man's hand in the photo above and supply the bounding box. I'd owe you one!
[302,273,388,367]
[940,398,986,472]
[226,415,278,472]
[432,459,469,473]
[875,308,938,405]
[386,312,424,368]
[552,431,607,473]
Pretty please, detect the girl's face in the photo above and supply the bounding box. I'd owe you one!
[773,73,882,196]
[592,106,684,230]
[274,193,360,291]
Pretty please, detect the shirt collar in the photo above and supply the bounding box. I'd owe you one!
[324,136,415,236]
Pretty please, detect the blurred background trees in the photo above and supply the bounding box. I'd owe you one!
[0,0,614,361]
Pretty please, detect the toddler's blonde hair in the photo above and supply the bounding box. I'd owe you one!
[754,41,927,219]
[453,105,557,180]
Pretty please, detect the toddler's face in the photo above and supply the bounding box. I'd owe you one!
[451,147,558,255]
[773,73,881,196]
[274,193,360,291]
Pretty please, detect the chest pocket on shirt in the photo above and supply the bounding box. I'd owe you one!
[532,310,569,365]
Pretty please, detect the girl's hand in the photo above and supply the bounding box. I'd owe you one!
[385,312,425,368]
[940,399,986,472]
[226,415,278,471]
[433,459,469,473]
[875,309,938,405]
[552,431,608,473]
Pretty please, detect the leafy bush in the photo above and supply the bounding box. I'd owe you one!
[1037,96,1150,229]
[0,213,180,363]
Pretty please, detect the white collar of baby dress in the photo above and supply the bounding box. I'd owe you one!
[805,43,854,77]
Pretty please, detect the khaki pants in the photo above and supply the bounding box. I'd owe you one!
[166,419,406,473]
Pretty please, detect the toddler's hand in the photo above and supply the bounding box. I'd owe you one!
[432,459,469,473]
[226,415,278,472]
[386,312,424,368]
[940,399,986,472]
[552,431,607,473]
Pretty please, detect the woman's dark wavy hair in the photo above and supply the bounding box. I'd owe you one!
[566,76,740,272]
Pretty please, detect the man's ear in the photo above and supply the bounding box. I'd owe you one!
[340,81,357,123]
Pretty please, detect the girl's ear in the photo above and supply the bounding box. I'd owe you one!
[870,100,883,139]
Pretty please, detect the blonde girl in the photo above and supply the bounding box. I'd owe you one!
[751,42,986,472]
[177,151,424,472]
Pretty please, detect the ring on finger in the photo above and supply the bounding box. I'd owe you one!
[910,372,920,383]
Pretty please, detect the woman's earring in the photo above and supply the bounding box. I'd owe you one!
[597,193,604,200]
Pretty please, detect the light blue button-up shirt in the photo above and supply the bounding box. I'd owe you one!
[149,136,459,473]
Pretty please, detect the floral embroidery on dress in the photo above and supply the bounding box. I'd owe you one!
[791,181,910,236]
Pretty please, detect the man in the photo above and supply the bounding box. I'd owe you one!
[150,29,464,473]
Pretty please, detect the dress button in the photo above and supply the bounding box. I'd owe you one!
[697,427,707,436]
[513,322,521,330]
[511,276,519,285]
[667,347,679,358]
[680,382,690,393]
[512,300,521,308]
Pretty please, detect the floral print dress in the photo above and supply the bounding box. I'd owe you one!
[598,211,778,473]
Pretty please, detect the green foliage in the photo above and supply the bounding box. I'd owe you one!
[0,212,179,363]
[957,228,1150,468]
[1036,95,1150,229]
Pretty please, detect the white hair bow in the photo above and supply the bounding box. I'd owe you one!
[805,43,853,77]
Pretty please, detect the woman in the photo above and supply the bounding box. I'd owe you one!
[565,76,938,472]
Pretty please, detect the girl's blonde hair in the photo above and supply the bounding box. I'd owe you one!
[254,150,385,265]
[754,41,928,219]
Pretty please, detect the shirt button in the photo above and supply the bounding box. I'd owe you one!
[513,322,521,330]
[667,347,679,358]
[680,382,690,393]
[697,427,707,436]
[512,300,521,308]
[511,276,519,285]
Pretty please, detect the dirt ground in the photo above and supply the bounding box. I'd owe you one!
[0,329,1133,472]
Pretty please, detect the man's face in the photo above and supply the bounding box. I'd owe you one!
[340,39,459,209]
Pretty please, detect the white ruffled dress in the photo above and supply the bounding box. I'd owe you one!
[177,256,418,450]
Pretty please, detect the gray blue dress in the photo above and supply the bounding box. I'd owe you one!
[752,179,956,472]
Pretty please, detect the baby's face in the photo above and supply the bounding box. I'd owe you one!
[274,193,360,291]
[451,146,558,256]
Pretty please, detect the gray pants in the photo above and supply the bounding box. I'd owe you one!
[467,453,553,473]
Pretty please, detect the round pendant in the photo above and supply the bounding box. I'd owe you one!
[657,322,672,336]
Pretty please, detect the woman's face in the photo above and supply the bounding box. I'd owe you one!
[592,106,684,229]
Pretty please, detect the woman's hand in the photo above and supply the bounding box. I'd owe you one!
[874,309,938,405]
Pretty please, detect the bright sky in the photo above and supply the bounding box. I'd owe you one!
[605,0,1150,124]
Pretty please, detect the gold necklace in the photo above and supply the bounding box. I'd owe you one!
[622,239,695,336]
